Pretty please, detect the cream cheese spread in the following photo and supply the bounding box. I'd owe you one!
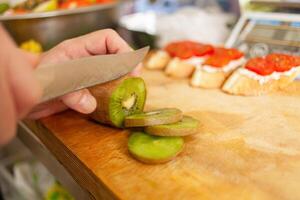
[201,57,246,73]
[184,56,206,66]
[238,66,300,84]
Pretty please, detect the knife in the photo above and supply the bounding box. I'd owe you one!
[34,47,149,103]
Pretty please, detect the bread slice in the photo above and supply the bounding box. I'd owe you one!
[143,50,171,70]
[222,67,300,96]
[190,57,245,89]
[165,57,196,78]
[190,67,230,88]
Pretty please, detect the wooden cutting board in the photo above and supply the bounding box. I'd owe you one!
[26,69,300,200]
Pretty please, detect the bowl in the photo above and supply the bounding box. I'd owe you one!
[118,12,157,49]
[0,2,118,50]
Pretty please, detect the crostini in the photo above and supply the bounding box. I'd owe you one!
[222,53,300,96]
[144,41,214,77]
[190,47,245,88]
[164,41,214,78]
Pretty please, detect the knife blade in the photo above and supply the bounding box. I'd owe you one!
[34,47,149,103]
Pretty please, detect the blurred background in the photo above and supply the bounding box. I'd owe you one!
[1,0,299,51]
[0,0,299,199]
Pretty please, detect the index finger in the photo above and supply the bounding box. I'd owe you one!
[40,29,132,65]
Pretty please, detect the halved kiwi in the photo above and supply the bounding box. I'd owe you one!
[128,131,184,164]
[124,108,182,127]
[89,77,147,128]
[145,115,199,136]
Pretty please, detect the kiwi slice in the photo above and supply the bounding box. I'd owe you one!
[124,108,182,127]
[145,115,199,136]
[128,132,184,164]
[89,77,146,128]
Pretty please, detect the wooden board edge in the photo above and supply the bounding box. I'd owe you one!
[23,119,120,200]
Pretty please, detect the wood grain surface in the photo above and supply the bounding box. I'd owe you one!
[25,69,300,200]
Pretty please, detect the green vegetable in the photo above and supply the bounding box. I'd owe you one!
[0,3,9,14]
[45,183,74,200]
[33,0,57,12]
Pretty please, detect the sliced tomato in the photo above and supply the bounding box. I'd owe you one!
[293,56,300,66]
[245,57,274,76]
[266,53,294,72]
[203,55,231,68]
[60,0,90,9]
[201,47,243,68]
[96,0,113,3]
[164,42,180,57]
[164,41,213,59]
[213,47,244,59]
[226,48,244,60]
[14,8,27,14]
[193,44,214,57]
[212,47,227,55]
[164,41,193,58]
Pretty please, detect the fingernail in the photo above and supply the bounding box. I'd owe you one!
[78,94,97,114]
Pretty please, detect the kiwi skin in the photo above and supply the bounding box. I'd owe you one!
[88,76,146,128]
[145,116,200,136]
[124,108,183,127]
[129,150,182,164]
[89,77,123,126]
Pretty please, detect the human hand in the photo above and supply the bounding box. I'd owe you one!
[28,29,133,119]
[0,28,133,145]
[0,27,42,145]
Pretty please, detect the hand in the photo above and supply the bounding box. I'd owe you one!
[28,29,133,119]
[0,26,42,145]
[0,28,132,146]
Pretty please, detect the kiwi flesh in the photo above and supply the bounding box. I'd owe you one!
[145,115,199,136]
[124,108,182,127]
[89,77,147,128]
[128,131,184,164]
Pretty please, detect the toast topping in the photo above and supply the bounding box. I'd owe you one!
[204,55,232,68]
[245,57,273,76]
[184,56,207,66]
[202,57,245,73]
[203,47,244,68]
[164,41,213,59]
[266,53,297,72]
[239,67,299,85]
[245,53,300,76]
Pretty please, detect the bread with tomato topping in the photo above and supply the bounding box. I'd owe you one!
[163,41,214,78]
[222,54,300,96]
[190,48,245,88]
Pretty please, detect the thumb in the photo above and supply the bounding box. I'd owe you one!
[61,89,97,114]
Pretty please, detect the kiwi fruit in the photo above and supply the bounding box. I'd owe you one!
[128,131,184,164]
[124,108,183,127]
[145,115,199,136]
[89,77,147,128]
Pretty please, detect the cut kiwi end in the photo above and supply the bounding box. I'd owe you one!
[128,132,184,164]
[124,108,183,127]
[122,93,137,110]
[109,78,146,128]
[145,115,200,136]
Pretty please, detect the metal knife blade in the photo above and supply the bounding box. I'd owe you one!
[34,47,149,103]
